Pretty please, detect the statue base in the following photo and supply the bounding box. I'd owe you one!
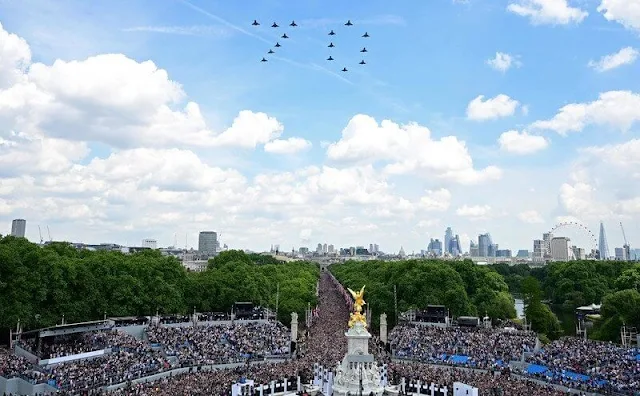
[331,322,385,396]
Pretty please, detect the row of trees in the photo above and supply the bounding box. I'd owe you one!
[0,236,318,338]
[491,260,640,341]
[330,259,516,329]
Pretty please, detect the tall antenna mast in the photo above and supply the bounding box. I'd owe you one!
[47,226,52,241]
[185,232,188,251]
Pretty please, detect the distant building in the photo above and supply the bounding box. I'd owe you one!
[427,238,442,256]
[516,249,530,258]
[478,233,492,257]
[11,219,26,238]
[198,231,218,257]
[550,237,571,261]
[141,239,157,249]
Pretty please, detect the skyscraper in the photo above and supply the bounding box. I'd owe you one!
[198,231,218,257]
[11,219,26,238]
[598,221,610,260]
[478,233,492,257]
[444,227,453,254]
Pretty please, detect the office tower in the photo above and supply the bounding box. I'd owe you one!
[198,231,218,256]
[533,240,544,261]
[141,239,157,249]
[478,233,492,257]
[551,237,570,261]
[428,238,442,256]
[470,240,479,257]
[598,221,610,260]
[444,227,453,254]
[10,219,26,238]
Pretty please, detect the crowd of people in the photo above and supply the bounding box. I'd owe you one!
[389,323,537,369]
[524,336,640,394]
[3,271,640,394]
[146,322,290,366]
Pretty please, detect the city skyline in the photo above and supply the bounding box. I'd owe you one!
[0,0,639,253]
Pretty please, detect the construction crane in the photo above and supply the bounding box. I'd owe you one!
[47,225,52,242]
[620,222,631,260]
[38,225,43,244]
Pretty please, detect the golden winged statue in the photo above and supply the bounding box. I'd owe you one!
[347,285,367,328]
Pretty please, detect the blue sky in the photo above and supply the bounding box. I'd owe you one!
[0,0,639,254]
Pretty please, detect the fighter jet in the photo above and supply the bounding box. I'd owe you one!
[271,22,279,28]
[327,56,334,61]
[328,30,336,35]
[261,57,268,62]
[328,42,335,48]
[359,60,366,65]
[341,67,348,72]
[274,42,281,47]
[345,20,353,26]
[268,49,275,54]
[362,32,370,38]
[360,47,368,53]
[289,20,298,27]
[281,33,289,39]
[252,20,260,26]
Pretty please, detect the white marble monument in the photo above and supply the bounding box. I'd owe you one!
[331,286,387,396]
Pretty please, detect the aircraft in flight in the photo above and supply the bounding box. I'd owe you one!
[328,30,336,35]
[268,49,275,54]
[274,42,281,47]
[261,58,268,62]
[327,56,334,61]
[342,67,348,72]
[345,20,353,26]
[328,42,335,48]
[271,22,279,28]
[359,60,366,65]
[289,21,298,27]
[252,20,260,26]
[360,47,368,53]
[362,32,370,38]
[281,33,289,39]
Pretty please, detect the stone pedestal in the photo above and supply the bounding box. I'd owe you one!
[331,322,385,396]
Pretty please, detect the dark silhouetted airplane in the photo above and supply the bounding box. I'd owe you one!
[362,32,369,38]
[289,21,297,27]
[275,42,281,47]
[268,49,275,54]
[328,42,335,48]
[345,20,353,26]
[360,47,368,53]
[327,56,334,61]
[342,67,348,72]
[261,58,268,62]
[281,33,289,39]
[328,30,336,35]
[359,60,366,65]
[271,22,279,28]
[252,20,260,26]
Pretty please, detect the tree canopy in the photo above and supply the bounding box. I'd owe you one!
[330,259,516,328]
[0,236,318,336]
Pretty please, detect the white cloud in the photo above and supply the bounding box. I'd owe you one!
[466,94,520,121]
[531,91,640,135]
[456,204,492,220]
[518,210,544,224]
[579,139,640,176]
[486,52,521,72]
[326,114,502,185]
[558,181,613,219]
[597,0,640,32]
[498,130,549,154]
[507,0,588,25]
[264,137,312,154]
[588,47,639,72]
[419,189,452,212]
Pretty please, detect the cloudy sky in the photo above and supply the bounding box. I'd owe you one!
[0,0,639,254]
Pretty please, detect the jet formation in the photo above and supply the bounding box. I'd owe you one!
[252,18,370,72]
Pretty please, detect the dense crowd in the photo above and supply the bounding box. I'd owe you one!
[389,323,537,368]
[3,271,640,394]
[19,331,137,359]
[525,337,640,394]
[146,322,290,366]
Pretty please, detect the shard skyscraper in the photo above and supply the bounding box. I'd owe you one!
[598,221,610,260]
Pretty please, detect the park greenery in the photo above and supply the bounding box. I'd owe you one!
[0,235,318,337]
[2,232,638,344]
